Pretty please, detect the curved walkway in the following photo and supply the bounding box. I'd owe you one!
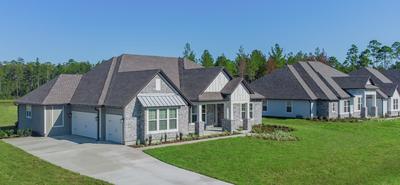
[4,135,230,185]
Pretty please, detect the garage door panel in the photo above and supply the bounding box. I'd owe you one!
[106,114,123,143]
[72,111,98,139]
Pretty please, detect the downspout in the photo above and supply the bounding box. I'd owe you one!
[95,107,100,141]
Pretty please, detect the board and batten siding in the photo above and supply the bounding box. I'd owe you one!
[231,83,250,102]
[204,72,229,92]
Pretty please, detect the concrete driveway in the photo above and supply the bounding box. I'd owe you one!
[3,136,230,185]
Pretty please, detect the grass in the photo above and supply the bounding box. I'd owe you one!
[0,100,17,127]
[0,140,110,185]
[145,118,400,185]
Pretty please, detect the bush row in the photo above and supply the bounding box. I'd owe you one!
[0,128,32,139]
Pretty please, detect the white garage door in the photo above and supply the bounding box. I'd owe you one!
[106,114,123,144]
[72,111,98,139]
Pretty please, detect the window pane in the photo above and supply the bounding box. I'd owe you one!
[241,112,246,119]
[169,109,177,118]
[149,120,157,131]
[241,104,246,111]
[159,120,167,130]
[159,109,167,119]
[192,106,197,112]
[202,113,206,122]
[169,119,177,129]
[192,115,198,122]
[263,106,267,111]
[201,105,206,114]
[149,110,157,120]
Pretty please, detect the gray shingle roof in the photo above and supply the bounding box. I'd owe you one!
[250,67,317,100]
[117,54,202,88]
[180,67,224,101]
[333,76,378,89]
[18,53,261,107]
[16,74,82,105]
[350,67,397,97]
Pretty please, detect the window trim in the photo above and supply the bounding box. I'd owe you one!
[262,101,268,112]
[286,101,292,113]
[343,100,350,113]
[190,106,198,123]
[356,97,362,111]
[249,103,253,119]
[26,105,32,119]
[393,99,399,110]
[146,108,179,134]
[241,103,247,120]
[201,105,207,123]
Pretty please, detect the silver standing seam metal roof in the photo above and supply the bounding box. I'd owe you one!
[137,95,186,107]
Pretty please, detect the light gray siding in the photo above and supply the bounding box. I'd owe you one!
[45,105,71,137]
[262,100,314,118]
[18,104,45,136]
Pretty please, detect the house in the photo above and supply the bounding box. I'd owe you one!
[16,54,263,145]
[350,67,400,117]
[250,61,383,119]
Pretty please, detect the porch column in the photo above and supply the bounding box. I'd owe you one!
[195,104,204,135]
[373,94,377,117]
[244,102,251,131]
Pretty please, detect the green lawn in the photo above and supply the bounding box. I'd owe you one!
[0,100,17,127]
[0,141,110,185]
[145,118,400,185]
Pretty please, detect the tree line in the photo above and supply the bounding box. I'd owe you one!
[184,40,400,82]
[0,58,93,99]
[1,40,399,99]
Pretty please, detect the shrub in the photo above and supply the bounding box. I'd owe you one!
[252,124,294,134]
[252,130,298,141]
[0,130,8,139]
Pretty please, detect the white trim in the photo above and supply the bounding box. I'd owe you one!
[44,105,47,135]
[286,101,293,113]
[26,105,32,119]
[146,107,179,134]
[249,103,254,120]
[201,104,207,123]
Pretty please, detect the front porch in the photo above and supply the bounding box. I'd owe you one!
[190,102,254,135]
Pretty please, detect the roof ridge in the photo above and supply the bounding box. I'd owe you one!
[98,57,118,105]
[287,65,317,100]
[299,62,338,100]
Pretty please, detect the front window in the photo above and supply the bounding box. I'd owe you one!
[394,99,399,110]
[191,106,198,122]
[344,100,350,113]
[201,105,206,122]
[263,101,268,112]
[26,105,32,119]
[148,109,157,131]
[249,103,253,119]
[159,109,168,130]
[357,97,361,111]
[286,101,292,113]
[147,108,178,133]
[169,109,177,129]
[332,103,336,112]
[241,103,247,119]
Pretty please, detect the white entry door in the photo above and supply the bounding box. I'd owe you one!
[106,114,123,143]
[71,111,98,139]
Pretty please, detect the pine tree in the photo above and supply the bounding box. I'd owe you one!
[200,50,214,68]
[183,43,196,62]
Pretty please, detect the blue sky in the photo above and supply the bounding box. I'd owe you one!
[0,0,399,63]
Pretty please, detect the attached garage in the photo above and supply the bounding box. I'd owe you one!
[71,111,98,139]
[105,114,123,143]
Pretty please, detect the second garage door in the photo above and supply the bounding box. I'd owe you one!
[71,111,98,139]
[106,114,123,143]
